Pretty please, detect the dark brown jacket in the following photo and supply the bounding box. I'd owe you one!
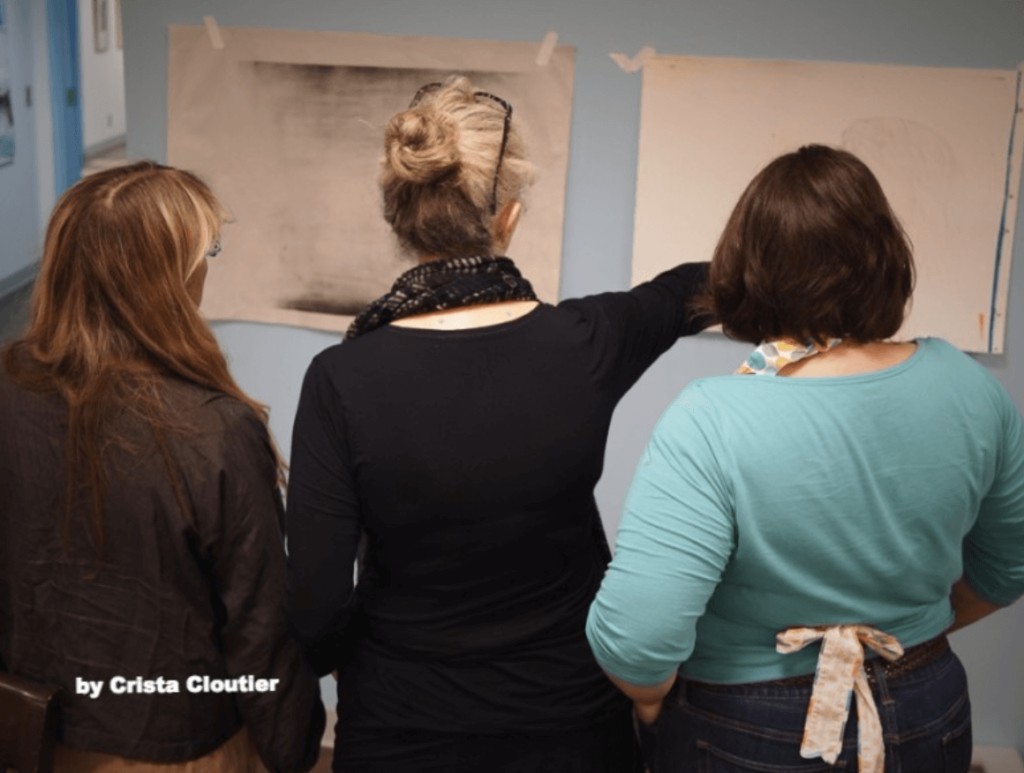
[0,370,324,772]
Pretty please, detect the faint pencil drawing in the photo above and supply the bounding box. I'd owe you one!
[632,56,1023,353]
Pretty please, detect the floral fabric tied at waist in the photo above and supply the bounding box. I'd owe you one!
[776,625,904,773]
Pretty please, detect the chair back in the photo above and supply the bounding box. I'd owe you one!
[0,672,61,773]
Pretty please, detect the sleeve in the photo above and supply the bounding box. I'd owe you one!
[284,355,362,676]
[963,390,1024,606]
[559,262,714,399]
[586,383,735,685]
[207,402,326,773]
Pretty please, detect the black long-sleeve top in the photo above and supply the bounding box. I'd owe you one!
[285,262,711,734]
[0,372,325,772]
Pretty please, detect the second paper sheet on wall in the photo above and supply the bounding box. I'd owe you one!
[632,55,1023,353]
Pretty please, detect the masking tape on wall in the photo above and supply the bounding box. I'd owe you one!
[203,16,225,50]
[536,31,559,66]
[609,45,655,74]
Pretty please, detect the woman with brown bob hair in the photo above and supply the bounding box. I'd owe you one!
[588,145,1024,773]
[0,162,324,773]
[284,75,714,772]
[708,144,914,346]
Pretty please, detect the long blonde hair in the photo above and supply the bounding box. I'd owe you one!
[3,161,283,561]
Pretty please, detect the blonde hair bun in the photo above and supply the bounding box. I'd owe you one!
[384,110,460,184]
[379,75,533,258]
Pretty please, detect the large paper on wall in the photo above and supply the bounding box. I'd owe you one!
[168,26,574,332]
[633,56,1023,353]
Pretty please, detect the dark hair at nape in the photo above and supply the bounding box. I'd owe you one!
[695,144,915,345]
[382,172,494,258]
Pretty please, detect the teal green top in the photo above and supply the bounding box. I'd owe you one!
[586,338,1024,685]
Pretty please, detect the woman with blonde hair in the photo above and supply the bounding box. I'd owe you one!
[0,162,324,773]
[285,76,714,772]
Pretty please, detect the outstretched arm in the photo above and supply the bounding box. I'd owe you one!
[560,262,714,398]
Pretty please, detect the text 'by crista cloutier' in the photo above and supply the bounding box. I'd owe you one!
[75,675,281,699]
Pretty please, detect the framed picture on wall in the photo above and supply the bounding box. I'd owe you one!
[0,2,13,169]
[93,0,109,53]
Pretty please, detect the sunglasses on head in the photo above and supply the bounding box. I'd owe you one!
[409,82,513,215]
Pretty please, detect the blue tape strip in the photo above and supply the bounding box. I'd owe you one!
[989,68,1023,353]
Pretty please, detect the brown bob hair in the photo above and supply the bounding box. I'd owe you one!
[698,145,915,345]
[3,161,282,564]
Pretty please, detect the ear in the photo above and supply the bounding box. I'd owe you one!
[492,200,522,254]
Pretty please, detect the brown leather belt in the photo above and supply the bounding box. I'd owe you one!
[690,634,951,691]
[867,633,950,682]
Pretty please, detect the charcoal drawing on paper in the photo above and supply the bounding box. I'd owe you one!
[168,26,575,333]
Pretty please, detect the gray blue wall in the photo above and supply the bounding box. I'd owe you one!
[79,0,1024,754]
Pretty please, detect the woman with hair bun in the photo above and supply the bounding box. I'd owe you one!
[284,75,714,772]
[0,162,325,773]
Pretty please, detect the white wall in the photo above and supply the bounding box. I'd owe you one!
[76,0,123,151]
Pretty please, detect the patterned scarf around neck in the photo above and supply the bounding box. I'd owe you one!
[346,256,538,340]
[736,337,843,375]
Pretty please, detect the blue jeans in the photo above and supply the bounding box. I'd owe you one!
[649,647,972,772]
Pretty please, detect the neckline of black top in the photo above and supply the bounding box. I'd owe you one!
[379,303,548,338]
